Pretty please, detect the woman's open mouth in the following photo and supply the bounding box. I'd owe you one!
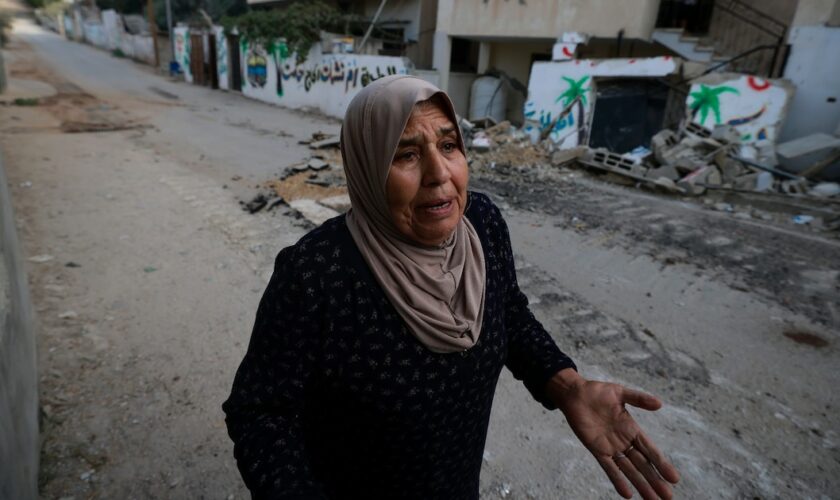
[419,199,454,217]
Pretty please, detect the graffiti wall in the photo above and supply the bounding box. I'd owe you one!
[213,26,229,90]
[525,56,678,148]
[687,74,793,144]
[239,39,410,118]
[173,27,192,83]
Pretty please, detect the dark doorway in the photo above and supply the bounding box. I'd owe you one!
[208,33,219,89]
[655,0,715,35]
[588,79,670,154]
[227,33,242,92]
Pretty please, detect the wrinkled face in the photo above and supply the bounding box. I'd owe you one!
[386,100,469,247]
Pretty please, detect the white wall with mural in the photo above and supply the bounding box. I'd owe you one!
[525,56,678,148]
[238,39,410,118]
[213,26,229,90]
[173,26,192,84]
[102,9,121,50]
[687,74,792,144]
[82,21,107,49]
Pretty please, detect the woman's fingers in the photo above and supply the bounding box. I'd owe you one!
[635,433,680,485]
[596,455,633,499]
[627,447,673,500]
[621,387,662,411]
[612,453,660,500]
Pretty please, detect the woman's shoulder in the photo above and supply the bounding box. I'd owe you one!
[465,190,506,237]
[273,214,353,274]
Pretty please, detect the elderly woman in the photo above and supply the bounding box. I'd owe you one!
[222,76,679,499]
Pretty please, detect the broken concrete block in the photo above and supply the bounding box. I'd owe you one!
[676,165,721,196]
[645,164,681,181]
[651,129,679,165]
[652,177,681,193]
[307,158,329,171]
[711,124,741,144]
[485,120,512,137]
[289,198,341,226]
[309,136,341,149]
[318,194,352,212]
[550,147,585,166]
[471,132,491,152]
[673,157,706,175]
[810,182,840,198]
[781,178,810,195]
[583,148,637,171]
[719,158,747,183]
[684,121,712,139]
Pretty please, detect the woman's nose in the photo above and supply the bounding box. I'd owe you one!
[421,148,450,187]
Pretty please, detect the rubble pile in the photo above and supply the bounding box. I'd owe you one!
[242,133,349,226]
[574,122,840,199]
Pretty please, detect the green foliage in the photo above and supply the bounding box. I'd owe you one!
[112,48,125,58]
[13,98,40,106]
[222,1,342,63]
[43,0,66,17]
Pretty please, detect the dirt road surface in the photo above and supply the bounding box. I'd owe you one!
[2,15,839,500]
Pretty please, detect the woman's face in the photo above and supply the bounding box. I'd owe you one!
[386,100,469,247]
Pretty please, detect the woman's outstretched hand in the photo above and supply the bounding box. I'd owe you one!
[546,369,680,499]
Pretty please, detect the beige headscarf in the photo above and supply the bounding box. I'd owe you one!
[341,75,486,354]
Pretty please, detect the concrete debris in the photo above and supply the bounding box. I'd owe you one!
[307,158,330,171]
[471,132,491,152]
[550,147,586,166]
[810,182,840,198]
[318,194,352,213]
[28,254,55,263]
[289,199,340,226]
[308,134,341,149]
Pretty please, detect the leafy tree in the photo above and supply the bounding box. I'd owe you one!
[221,1,341,63]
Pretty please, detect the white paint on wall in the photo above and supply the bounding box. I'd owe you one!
[173,27,192,84]
[214,26,230,91]
[101,9,121,51]
[780,26,840,141]
[82,21,107,49]
[525,56,678,148]
[687,74,792,144]
[239,39,410,119]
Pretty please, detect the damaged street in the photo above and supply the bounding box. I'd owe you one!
[2,2,840,499]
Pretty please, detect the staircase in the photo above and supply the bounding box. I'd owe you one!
[652,0,789,77]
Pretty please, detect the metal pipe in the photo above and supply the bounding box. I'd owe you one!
[358,0,387,52]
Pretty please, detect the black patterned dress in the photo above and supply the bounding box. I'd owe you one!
[222,192,575,500]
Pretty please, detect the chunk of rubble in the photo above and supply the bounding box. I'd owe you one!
[810,182,840,198]
[309,136,340,149]
[307,158,330,171]
[676,165,721,196]
[318,194,352,212]
[289,199,341,226]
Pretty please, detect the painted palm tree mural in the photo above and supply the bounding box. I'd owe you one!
[689,84,739,126]
[555,75,590,145]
